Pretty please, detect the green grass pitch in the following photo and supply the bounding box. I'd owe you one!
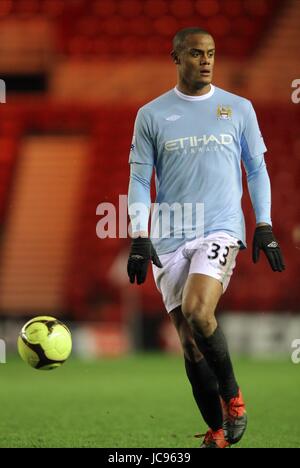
[1,354,299,448]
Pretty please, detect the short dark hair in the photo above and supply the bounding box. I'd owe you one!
[172,27,212,53]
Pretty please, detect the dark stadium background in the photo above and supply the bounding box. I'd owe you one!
[0,0,299,448]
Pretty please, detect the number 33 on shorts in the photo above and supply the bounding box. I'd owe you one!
[207,242,231,266]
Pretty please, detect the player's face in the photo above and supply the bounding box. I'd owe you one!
[177,34,215,90]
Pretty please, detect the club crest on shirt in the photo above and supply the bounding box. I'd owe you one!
[217,105,232,120]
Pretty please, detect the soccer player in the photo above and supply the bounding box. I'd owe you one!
[127,27,285,448]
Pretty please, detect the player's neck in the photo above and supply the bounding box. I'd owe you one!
[176,82,211,97]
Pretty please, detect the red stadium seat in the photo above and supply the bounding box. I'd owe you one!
[117,0,143,17]
[195,0,220,17]
[92,0,117,17]
[169,0,194,18]
[143,0,168,18]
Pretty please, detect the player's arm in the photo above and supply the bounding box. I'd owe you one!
[241,103,285,272]
[127,110,162,285]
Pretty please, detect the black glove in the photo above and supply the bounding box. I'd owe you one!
[127,237,162,285]
[252,225,285,272]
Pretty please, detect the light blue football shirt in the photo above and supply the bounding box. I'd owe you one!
[128,85,271,255]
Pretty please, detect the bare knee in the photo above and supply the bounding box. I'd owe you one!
[182,296,216,336]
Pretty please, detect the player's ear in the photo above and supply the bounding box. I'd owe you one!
[171,50,180,65]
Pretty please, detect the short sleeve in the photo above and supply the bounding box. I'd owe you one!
[241,103,267,161]
[128,108,155,166]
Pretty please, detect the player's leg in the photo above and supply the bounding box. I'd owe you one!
[181,234,247,444]
[152,248,228,448]
[182,273,239,400]
[169,307,221,428]
[169,306,229,448]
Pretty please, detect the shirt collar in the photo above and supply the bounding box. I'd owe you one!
[174,85,215,101]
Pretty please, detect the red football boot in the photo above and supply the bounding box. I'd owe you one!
[196,428,230,448]
[221,389,247,444]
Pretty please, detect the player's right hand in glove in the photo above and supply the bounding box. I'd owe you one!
[252,225,285,272]
[127,237,162,285]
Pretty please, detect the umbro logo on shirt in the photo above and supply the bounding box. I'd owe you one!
[165,114,182,121]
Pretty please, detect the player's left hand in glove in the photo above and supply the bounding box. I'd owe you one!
[127,237,162,285]
[252,225,285,272]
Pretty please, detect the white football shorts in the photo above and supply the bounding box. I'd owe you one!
[152,232,240,313]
